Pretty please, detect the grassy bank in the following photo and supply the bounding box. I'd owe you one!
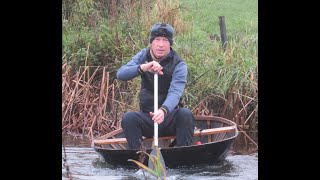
[62,0,258,151]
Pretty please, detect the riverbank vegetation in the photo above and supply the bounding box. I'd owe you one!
[62,0,258,153]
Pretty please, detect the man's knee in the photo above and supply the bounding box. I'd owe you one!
[179,108,193,115]
[176,108,195,126]
[121,112,137,128]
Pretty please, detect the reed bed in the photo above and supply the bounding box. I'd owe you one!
[62,63,135,140]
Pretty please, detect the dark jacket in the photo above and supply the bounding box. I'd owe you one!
[117,48,187,113]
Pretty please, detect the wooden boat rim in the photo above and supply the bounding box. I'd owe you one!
[94,137,236,151]
[93,115,238,146]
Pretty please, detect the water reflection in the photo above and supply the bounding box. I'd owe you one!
[174,161,235,176]
[92,157,235,177]
[62,133,91,147]
[62,134,258,180]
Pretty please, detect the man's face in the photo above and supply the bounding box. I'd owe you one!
[151,36,170,59]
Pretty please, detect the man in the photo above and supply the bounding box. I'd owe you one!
[117,22,195,149]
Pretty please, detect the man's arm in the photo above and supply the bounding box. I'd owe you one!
[117,48,147,81]
[161,62,187,113]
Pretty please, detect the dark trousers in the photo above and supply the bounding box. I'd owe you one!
[121,108,195,149]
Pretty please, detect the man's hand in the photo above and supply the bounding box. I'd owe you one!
[140,61,164,75]
[149,108,165,124]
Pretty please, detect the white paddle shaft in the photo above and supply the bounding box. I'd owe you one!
[154,73,158,147]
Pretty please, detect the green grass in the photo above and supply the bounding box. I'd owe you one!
[180,0,257,35]
[173,0,257,95]
[176,0,257,52]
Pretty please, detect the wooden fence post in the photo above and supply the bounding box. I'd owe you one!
[219,16,228,51]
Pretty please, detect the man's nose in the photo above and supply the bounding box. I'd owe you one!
[158,39,164,46]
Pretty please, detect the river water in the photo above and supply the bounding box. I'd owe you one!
[62,135,258,180]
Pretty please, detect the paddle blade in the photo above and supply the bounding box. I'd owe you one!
[148,146,166,178]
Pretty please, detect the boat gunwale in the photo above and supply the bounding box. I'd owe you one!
[93,115,238,147]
